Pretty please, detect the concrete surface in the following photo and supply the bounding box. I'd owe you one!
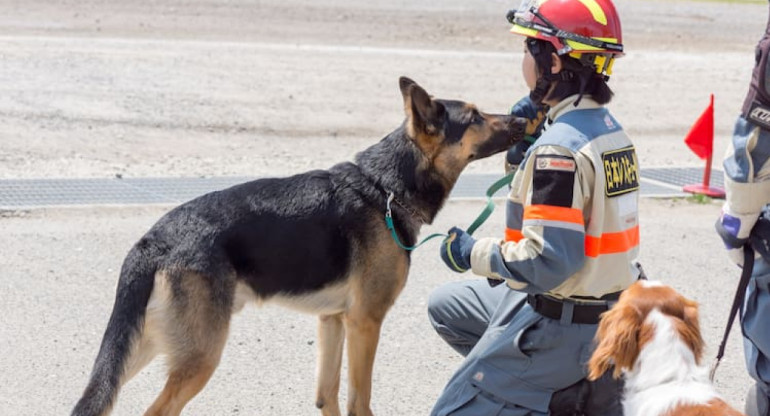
[0,0,765,414]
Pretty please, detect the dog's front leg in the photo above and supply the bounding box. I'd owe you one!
[344,309,382,416]
[316,313,345,416]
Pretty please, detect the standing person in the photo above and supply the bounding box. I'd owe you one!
[428,0,640,414]
[716,2,770,415]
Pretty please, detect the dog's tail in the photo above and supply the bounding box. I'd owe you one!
[71,243,159,416]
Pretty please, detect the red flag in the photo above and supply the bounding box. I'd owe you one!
[684,94,714,160]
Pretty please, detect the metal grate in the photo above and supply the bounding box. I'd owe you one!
[641,167,724,189]
[0,167,721,209]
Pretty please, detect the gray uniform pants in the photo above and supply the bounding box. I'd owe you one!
[428,280,621,416]
[742,259,770,412]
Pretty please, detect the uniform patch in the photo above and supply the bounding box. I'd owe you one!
[604,114,616,130]
[747,102,770,131]
[602,146,639,197]
[535,156,576,172]
[532,155,575,207]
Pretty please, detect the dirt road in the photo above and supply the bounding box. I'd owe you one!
[0,0,765,414]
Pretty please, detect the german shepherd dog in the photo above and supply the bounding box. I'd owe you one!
[71,77,525,416]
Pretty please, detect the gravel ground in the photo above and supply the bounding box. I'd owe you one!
[0,0,766,414]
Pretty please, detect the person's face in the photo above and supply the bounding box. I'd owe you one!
[522,41,538,91]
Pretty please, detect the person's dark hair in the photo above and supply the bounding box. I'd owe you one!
[528,38,613,105]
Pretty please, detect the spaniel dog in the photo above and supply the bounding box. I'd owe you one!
[587,280,745,416]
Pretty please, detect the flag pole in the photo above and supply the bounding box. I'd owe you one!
[703,152,712,188]
[683,155,723,197]
[683,94,725,198]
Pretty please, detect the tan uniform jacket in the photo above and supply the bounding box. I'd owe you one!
[471,96,641,299]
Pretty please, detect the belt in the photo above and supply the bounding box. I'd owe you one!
[526,294,611,324]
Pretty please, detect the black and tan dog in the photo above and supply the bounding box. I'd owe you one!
[71,77,525,416]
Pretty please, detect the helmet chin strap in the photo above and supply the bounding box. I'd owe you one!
[529,67,577,105]
[529,77,552,104]
[574,73,589,106]
[527,37,589,107]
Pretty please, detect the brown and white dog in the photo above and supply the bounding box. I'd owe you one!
[588,280,745,416]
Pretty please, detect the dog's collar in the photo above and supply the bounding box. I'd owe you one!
[355,166,430,225]
[386,191,429,224]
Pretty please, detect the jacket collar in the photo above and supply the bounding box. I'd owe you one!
[547,95,603,123]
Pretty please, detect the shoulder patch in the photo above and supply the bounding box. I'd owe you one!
[602,146,640,197]
[535,156,576,172]
[532,155,576,207]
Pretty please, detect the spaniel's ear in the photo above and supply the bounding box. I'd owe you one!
[588,305,642,380]
[675,300,705,364]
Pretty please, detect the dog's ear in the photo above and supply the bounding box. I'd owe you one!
[588,304,642,380]
[674,299,705,364]
[399,76,417,96]
[399,76,446,139]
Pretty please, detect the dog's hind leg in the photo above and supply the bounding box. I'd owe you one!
[143,270,233,416]
[143,350,225,416]
[316,313,345,416]
[122,328,160,382]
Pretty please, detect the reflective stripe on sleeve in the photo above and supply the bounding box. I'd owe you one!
[505,228,524,242]
[584,225,639,257]
[523,205,584,225]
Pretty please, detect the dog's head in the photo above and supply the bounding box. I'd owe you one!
[398,77,526,184]
[587,280,704,380]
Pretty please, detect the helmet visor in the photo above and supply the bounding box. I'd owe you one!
[509,0,541,25]
[514,0,540,20]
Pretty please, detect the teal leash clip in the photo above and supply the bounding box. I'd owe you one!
[385,171,515,252]
[385,192,447,251]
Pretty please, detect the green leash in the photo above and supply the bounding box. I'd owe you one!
[385,172,514,251]
[464,172,515,235]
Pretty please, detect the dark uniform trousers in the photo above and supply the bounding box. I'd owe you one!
[428,280,622,415]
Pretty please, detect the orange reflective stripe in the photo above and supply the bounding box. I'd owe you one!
[523,205,583,225]
[584,225,639,257]
[505,228,524,242]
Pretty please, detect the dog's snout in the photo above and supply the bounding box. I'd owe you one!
[509,116,528,139]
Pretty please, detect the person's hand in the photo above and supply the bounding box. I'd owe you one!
[440,227,476,273]
[505,96,548,173]
[505,140,532,174]
[510,95,548,140]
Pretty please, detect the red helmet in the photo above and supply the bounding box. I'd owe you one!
[509,0,623,75]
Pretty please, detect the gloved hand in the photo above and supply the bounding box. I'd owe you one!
[440,227,476,273]
[510,95,548,141]
[505,96,548,173]
[505,140,532,175]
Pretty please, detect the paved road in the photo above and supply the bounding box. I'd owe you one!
[0,199,751,415]
[0,0,766,179]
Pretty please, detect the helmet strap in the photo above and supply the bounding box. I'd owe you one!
[529,77,552,104]
[528,38,557,104]
[529,64,577,105]
[574,73,589,107]
[526,37,583,105]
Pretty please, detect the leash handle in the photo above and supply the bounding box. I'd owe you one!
[710,244,755,382]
